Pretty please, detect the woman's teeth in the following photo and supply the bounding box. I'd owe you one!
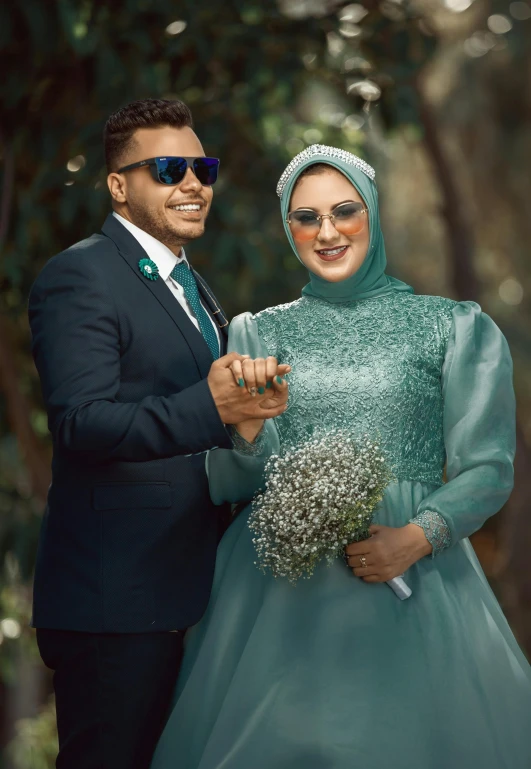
[318,247,346,256]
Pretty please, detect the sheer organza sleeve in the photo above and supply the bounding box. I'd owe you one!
[206,312,280,505]
[410,301,516,555]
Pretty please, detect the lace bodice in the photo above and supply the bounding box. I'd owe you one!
[222,294,514,557]
[253,292,456,486]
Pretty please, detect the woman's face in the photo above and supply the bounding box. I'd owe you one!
[288,168,370,283]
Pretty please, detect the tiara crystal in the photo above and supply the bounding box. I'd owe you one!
[276,144,375,198]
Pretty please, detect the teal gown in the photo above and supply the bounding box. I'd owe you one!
[151,291,531,769]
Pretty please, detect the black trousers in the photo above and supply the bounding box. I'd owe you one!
[37,628,184,769]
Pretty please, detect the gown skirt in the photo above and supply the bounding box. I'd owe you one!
[151,479,531,769]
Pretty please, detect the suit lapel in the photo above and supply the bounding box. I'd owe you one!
[101,214,214,378]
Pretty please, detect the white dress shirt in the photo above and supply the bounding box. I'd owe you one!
[113,212,220,350]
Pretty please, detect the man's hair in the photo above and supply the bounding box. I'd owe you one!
[103,98,193,172]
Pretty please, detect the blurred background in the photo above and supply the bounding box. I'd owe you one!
[0,0,530,765]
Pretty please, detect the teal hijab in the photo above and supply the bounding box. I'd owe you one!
[278,145,413,302]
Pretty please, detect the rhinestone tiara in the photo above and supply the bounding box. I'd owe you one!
[276,144,375,198]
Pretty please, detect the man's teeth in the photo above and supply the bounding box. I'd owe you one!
[172,204,201,211]
[319,247,345,255]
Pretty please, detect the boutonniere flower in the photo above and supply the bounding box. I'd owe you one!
[138,257,159,281]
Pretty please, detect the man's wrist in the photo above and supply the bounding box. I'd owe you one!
[232,420,265,444]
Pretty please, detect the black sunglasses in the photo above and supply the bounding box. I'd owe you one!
[118,156,220,186]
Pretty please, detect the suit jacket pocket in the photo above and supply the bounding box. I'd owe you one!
[92,482,172,510]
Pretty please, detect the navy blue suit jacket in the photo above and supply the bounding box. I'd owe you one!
[28,214,233,633]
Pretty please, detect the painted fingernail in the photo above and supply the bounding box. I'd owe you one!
[266,381,273,389]
[258,387,265,395]
[276,376,283,384]
[250,387,257,397]
[238,378,245,387]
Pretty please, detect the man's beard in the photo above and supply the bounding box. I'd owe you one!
[129,202,205,251]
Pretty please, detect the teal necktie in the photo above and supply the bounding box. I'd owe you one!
[170,262,220,360]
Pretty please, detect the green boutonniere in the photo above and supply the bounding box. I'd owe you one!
[138,258,159,281]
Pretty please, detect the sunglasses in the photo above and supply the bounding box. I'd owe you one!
[118,156,220,186]
[286,201,368,242]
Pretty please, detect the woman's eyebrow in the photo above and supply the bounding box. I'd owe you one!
[331,199,357,208]
[294,199,357,212]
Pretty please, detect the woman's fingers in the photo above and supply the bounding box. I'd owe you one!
[230,359,245,388]
[230,355,292,397]
[352,566,379,578]
[265,356,278,384]
[254,358,267,393]
[242,358,258,396]
[271,371,289,393]
[345,541,372,558]
[265,358,291,390]
[346,553,373,569]
[347,553,378,578]
[277,364,291,376]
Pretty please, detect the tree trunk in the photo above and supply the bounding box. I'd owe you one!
[414,75,531,657]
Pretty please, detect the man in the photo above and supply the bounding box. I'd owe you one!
[29,98,288,769]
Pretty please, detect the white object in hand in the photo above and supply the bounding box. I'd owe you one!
[386,576,412,600]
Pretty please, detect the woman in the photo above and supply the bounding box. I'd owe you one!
[152,145,531,768]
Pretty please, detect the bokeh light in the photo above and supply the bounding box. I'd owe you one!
[338,4,368,23]
[347,79,382,101]
[464,31,496,57]
[285,137,305,154]
[66,155,85,172]
[303,128,323,144]
[487,15,513,34]
[510,2,531,20]
[339,22,362,38]
[444,0,475,11]
[499,278,524,306]
[166,20,187,35]
[0,618,22,639]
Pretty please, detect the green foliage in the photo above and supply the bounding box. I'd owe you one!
[8,697,58,769]
[0,0,436,313]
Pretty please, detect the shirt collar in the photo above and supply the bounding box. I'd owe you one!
[112,212,189,280]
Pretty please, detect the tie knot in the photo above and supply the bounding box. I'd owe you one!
[170,262,191,284]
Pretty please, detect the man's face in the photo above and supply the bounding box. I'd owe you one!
[108,125,214,253]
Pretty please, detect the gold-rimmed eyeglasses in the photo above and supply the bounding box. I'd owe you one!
[286,201,368,242]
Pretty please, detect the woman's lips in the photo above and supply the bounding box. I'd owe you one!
[315,245,349,262]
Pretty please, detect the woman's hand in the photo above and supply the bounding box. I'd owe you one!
[345,524,432,583]
[230,356,291,443]
[230,356,291,399]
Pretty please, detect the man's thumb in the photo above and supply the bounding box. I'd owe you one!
[216,352,250,368]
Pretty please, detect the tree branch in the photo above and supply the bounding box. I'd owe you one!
[0,135,14,249]
[414,76,479,301]
[0,314,51,503]
[0,132,51,503]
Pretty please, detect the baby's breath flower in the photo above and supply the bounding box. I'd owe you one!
[248,430,393,584]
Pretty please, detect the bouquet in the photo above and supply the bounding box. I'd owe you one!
[248,431,412,600]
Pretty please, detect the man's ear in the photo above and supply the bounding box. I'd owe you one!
[107,173,127,204]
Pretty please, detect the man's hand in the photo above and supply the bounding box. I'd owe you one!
[207,353,289,426]
[345,524,432,583]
